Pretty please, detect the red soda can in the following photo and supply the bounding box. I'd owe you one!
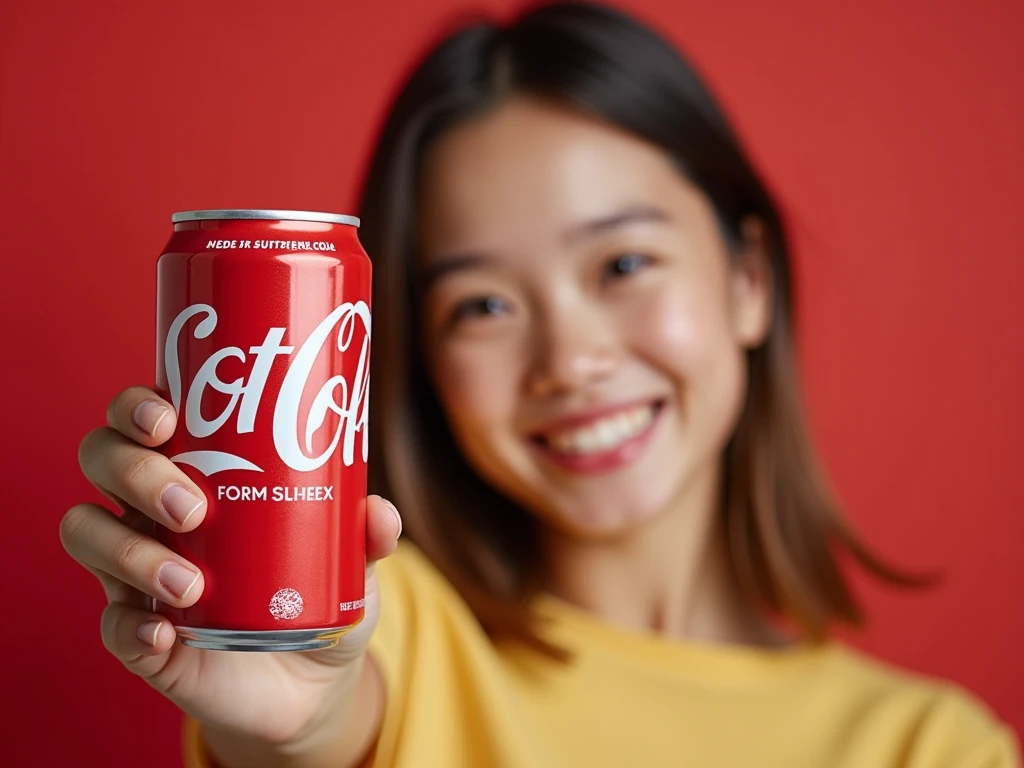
[154,209,371,652]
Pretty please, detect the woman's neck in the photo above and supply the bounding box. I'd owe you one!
[540,465,786,647]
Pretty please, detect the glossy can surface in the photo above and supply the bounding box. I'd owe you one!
[155,210,371,651]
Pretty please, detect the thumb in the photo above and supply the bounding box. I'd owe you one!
[366,495,402,562]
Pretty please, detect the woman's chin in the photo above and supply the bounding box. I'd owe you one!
[539,500,667,541]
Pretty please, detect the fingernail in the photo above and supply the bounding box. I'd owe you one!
[133,401,170,436]
[158,562,201,600]
[137,620,163,646]
[384,499,402,539]
[161,484,204,526]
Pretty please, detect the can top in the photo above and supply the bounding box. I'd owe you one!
[171,209,360,227]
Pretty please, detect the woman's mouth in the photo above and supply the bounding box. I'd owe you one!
[529,400,664,474]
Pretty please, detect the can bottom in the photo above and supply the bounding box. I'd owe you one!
[175,625,357,652]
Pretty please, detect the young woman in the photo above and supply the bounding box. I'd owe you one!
[61,3,1018,766]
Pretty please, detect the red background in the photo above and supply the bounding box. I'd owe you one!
[1,1,1021,765]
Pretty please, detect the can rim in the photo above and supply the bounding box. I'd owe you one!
[171,209,360,226]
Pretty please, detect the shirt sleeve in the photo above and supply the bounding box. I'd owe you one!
[183,716,216,767]
[955,729,1021,768]
[905,686,1021,768]
[366,542,429,767]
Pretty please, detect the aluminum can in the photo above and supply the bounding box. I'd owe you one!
[155,209,371,651]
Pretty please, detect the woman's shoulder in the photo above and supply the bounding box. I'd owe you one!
[375,540,454,599]
[823,644,1019,766]
[372,540,479,639]
[368,541,494,699]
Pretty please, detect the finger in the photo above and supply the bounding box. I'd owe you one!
[60,503,204,608]
[366,495,402,563]
[79,428,206,532]
[106,386,177,447]
[110,509,160,610]
[100,601,177,676]
[61,501,151,606]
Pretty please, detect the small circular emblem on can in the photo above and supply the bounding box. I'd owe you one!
[269,588,304,620]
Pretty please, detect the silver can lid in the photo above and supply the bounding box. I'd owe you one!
[171,209,360,226]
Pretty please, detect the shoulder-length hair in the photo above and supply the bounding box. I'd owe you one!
[360,1,915,654]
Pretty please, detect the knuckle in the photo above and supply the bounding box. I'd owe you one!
[124,385,158,401]
[100,604,131,657]
[77,427,111,473]
[110,531,150,574]
[59,504,93,553]
[108,387,143,427]
[120,450,163,490]
[99,605,119,653]
[105,396,120,428]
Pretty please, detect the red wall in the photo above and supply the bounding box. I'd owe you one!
[2,1,1021,764]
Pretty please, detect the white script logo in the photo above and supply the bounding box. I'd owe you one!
[164,302,370,476]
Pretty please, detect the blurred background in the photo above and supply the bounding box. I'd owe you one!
[1,0,1021,765]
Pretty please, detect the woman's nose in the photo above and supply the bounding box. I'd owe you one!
[525,302,622,399]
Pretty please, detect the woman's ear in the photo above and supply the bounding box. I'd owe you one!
[729,216,773,349]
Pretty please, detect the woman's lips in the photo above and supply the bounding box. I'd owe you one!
[529,400,664,474]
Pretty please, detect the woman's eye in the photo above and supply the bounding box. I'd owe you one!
[451,295,511,322]
[602,253,652,282]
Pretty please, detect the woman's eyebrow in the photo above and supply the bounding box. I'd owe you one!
[420,252,495,289]
[562,204,672,244]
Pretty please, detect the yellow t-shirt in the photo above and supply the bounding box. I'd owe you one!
[187,543,1019,767]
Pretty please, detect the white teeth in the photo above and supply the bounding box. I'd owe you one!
[617,413,633,434]
[544,404,655,455]
[577,430,598,453]
[629,410,644,431]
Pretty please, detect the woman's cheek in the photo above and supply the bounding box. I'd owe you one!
[625,283,711,367]
[434,339,521,429]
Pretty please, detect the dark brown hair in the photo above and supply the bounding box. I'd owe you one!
[360,1,916,652]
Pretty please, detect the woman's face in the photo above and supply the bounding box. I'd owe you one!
[418,96,771,537]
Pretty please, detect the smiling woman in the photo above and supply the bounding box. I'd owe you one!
[348,2,1017,765]
[366,13,904,646]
